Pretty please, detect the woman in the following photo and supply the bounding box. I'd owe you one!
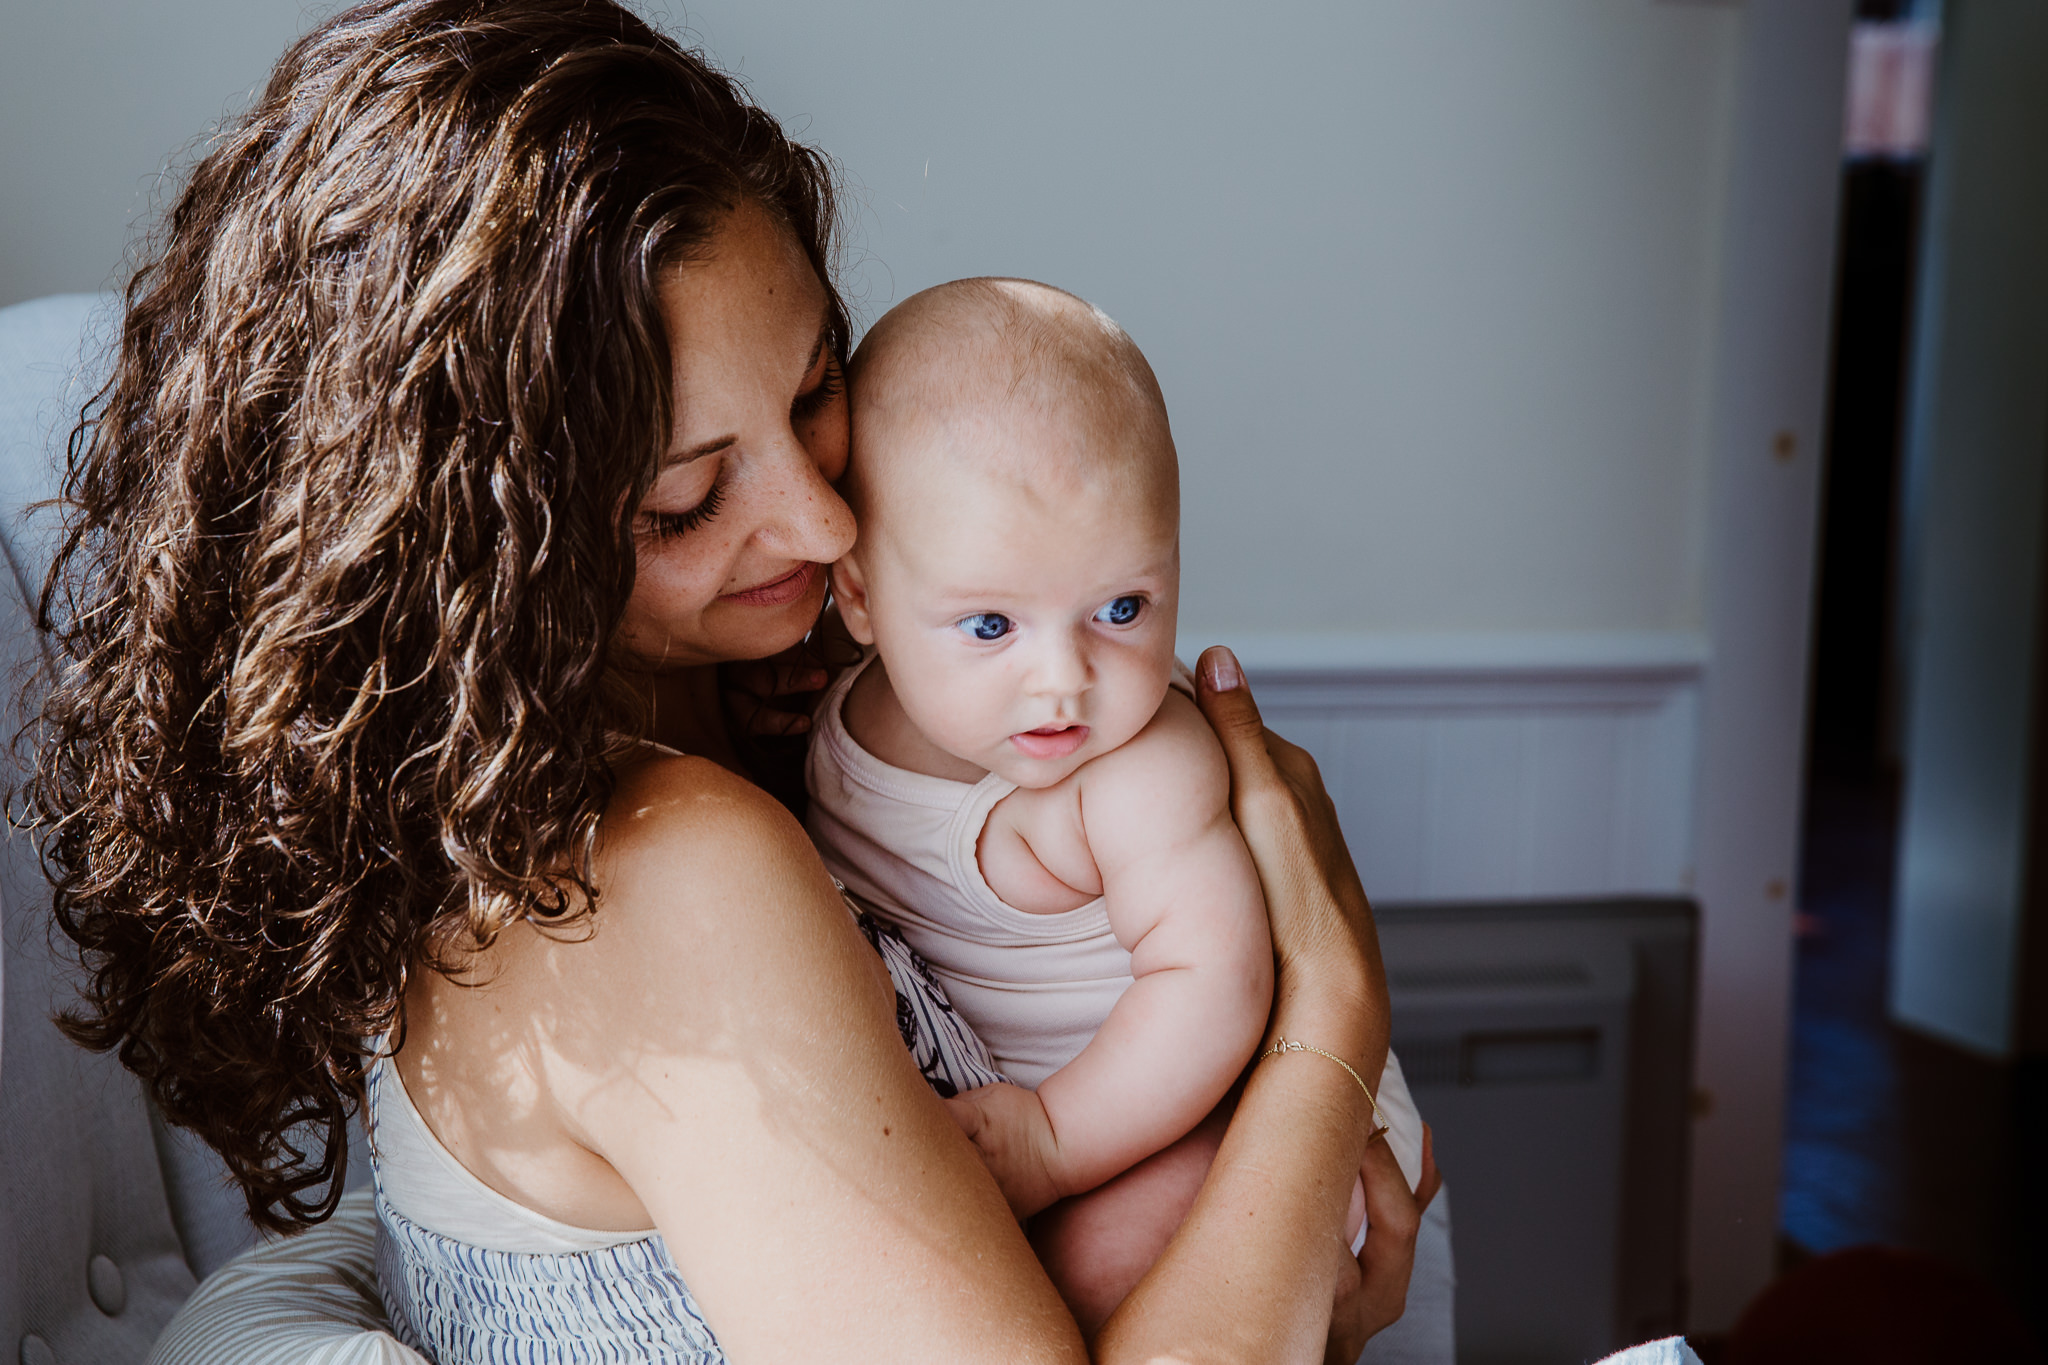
[29,1,1429,1358]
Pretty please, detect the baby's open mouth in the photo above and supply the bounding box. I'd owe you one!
[1009,724,1090,761]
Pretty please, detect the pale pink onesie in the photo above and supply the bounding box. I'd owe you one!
[804,653,1425,1187]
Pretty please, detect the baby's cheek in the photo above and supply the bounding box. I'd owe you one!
[965,710,1025,763]
[1093,696,1161,756]
[908,677,1011,760]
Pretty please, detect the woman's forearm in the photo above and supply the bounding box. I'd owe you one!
[1093,961,1384,1363]
[1088,648,1411,1362]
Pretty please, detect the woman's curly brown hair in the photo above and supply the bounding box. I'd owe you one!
[22,0,848,1232]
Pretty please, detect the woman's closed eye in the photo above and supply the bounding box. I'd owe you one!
[791,354,845,423]
[958,613,1014,642]
[1094,595,1144,626]
[641,480,726,540]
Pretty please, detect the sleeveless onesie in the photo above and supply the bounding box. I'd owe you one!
[803,653,1427,1192]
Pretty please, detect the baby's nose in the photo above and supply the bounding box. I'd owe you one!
[1029,631,1092,698]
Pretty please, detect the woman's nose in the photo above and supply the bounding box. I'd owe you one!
[752,427,856,564]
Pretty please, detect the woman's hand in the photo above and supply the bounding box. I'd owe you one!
[720,653,830,738]
[1327,1125,1441,1363]
[1192,645,1387,1044]
[1192,643,1416,1360]
[718,607,863,809]
[719,600,863,737]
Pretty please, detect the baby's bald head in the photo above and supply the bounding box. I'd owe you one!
[831,281,1184,785]
[844,279,1178,535]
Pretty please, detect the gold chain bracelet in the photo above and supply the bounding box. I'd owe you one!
[1264,1037,1391,1143]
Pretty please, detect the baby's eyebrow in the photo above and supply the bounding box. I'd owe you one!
[927,574,1172,605]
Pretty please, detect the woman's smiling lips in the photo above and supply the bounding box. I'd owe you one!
[720,560,818,607]
[1010,724,1090,761]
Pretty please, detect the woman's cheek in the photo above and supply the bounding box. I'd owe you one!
[619,550,702,646]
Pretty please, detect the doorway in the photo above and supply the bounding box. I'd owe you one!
[1779,0,2038,1340]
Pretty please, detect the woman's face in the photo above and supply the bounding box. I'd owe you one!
[616,202,855,670]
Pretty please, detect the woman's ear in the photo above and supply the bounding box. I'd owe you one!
[831,555,877,645]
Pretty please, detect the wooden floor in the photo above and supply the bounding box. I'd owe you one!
[1772,772,2041,1339]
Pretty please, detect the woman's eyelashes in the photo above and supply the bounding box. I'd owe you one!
[642,480,727,540]
[637,356,839,544]
[1094,595,1144,626]
[958,612,1015,642]
[790,354,845,423]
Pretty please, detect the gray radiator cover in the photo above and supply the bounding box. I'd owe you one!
[1378,897,1697,1365]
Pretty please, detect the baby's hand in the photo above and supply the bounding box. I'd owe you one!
[943,1082,1064,1219]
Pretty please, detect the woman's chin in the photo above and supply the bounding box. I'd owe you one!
[614,570,828,671]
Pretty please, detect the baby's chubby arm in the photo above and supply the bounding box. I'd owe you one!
[950,689,1273,1215]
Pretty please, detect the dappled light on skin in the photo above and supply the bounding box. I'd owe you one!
[400,745,1056,1354]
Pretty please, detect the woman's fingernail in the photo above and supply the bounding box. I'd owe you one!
[790,716,811,732]
[806,670,828,688]
[1201,647,1243,692]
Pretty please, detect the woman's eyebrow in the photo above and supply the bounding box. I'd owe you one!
[660,312,832,468]
[661,435,735,469]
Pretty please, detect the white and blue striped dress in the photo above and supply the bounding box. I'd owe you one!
[369,895,1004,1364]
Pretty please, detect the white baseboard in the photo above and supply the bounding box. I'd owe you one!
[1179,631,1705,902]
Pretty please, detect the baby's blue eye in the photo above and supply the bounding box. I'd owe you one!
[1095,596,1143,626]
[959,613,1014,641]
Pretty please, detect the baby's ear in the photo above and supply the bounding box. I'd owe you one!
[831,556,877,645]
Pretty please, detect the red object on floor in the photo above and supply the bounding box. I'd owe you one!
[1725,1246,2040,1365]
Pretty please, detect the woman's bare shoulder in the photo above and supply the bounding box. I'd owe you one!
[584,751,867,981]
[601,750,808,866]
[519,755,1081,1360]
[526,749,898,1147]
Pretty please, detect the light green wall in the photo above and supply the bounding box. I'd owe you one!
[1,0,1745,639]
[677,0,1742,639]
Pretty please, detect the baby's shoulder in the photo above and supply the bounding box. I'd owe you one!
[1075,686,1229,838]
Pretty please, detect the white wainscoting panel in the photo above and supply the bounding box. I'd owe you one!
[1181,632,1707,903]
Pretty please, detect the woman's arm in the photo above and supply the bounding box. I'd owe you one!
[512,755,1083,1363]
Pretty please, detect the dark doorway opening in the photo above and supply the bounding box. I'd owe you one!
[1777,2,2040,1348]
[1782,118,1926,1275]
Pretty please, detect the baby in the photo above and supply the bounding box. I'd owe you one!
[805,278,1422,1327]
